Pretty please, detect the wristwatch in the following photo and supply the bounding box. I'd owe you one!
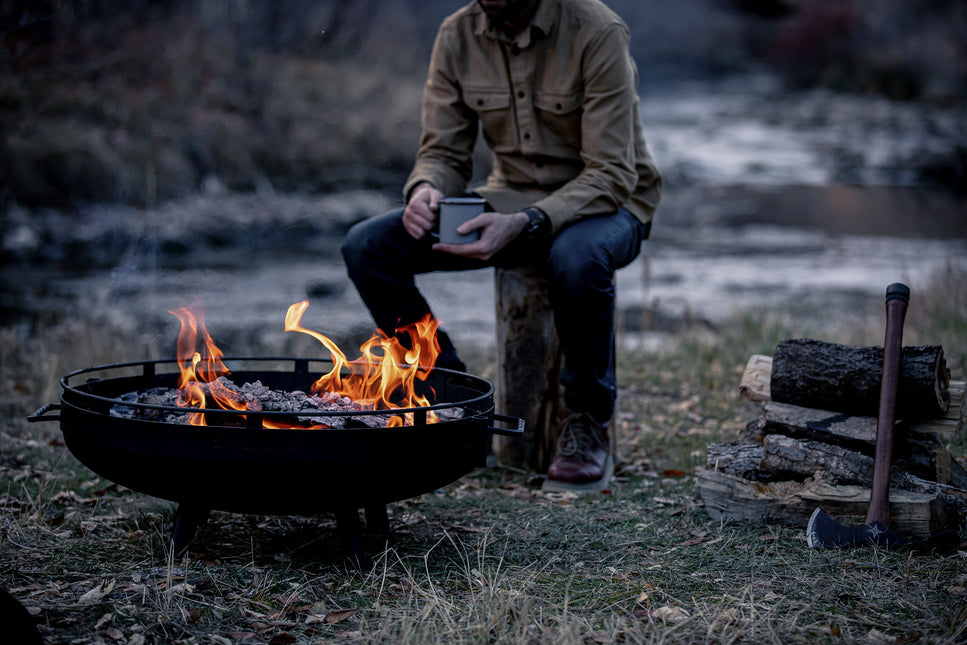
[522,207,551,241]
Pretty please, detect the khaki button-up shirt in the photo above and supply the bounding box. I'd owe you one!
[404,0,661,234]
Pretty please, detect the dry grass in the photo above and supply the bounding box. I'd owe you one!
[2,266,966,644]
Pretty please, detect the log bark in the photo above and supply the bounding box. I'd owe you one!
[770,338,949,419]
[706,435,953,487]
[759,434,873,484]
[697,469,958,539]
[705,442,765,480]
[754,402,954,483]
[740,353,964,438]
[493,266,564,471]
[760,401,879,447]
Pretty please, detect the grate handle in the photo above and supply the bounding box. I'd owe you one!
[28,403,61,423]
[489,413,524,437]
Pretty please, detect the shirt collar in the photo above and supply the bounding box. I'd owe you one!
[473,0,554,46]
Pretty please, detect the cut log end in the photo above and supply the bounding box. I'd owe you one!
[770,339,950,419]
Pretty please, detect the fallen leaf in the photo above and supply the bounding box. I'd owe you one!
[79,580,116,604]
[325,608,360,624]
[866,628,899,644]
[661,469,688,477]
[94,613,113,629]
[652,606,690,623]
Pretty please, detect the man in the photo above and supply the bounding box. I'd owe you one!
[341,0,661,491]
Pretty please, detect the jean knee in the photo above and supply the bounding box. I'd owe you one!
[548,246,611,299]
[341,220,368,269]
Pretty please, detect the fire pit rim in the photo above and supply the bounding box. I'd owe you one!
[60,356,494,420]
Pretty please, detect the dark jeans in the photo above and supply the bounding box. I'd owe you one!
[341,207,650,423]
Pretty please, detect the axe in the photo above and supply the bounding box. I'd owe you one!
[806,283,910,548]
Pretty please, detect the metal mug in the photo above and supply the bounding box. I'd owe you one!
[438,197,485,244]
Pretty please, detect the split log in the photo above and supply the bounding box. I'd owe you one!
[760,400,878,447]
[753,402,954,482]
[760,434,873,484]
[707,434,954,487]
[705,442,766,480]
[738,354,772,402]
[697,469,959,539]
[740,354,964,438]
[759,434,952,486]
[770,338,949,419]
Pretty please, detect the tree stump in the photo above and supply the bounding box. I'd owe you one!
[493,266,564,471]
[771,338,950,419]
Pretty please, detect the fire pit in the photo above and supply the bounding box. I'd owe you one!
[30,357,521,562]
[28,302,523,564]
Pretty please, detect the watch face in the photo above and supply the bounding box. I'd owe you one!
[524,208,547,237]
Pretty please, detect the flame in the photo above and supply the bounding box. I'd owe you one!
[169,301,443,428]
[284,301,442,426]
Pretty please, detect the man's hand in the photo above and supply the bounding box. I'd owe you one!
[403,183,443,239]
[432,210,529,261]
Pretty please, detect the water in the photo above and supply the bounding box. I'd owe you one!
[5,75,966,355]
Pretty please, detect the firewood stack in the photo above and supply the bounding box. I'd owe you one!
[698,339,967,539]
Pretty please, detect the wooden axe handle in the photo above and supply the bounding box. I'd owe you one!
[865,283,910,526]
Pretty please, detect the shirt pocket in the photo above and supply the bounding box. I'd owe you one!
[463,86,515,151]
[535,90,584,151]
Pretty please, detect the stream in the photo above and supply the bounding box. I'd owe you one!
[3,74,965,355]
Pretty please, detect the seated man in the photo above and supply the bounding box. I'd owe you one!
[342,0,661,491]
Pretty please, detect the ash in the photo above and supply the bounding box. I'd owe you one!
[109,377,464,428]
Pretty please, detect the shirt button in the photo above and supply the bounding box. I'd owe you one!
[511,45,521,56]
[523,133,531,140]
[517,91,525,98]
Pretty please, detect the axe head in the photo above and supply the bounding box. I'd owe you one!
[805,508,906,548]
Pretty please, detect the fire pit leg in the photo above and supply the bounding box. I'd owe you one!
[170,505,209,556]
[365,504,389,535]
[335,508,367,569]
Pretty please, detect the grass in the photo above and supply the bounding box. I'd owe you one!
[1,266,966,644]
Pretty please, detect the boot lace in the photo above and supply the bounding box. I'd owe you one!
[555,412,601,457]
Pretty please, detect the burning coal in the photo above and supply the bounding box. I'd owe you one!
[147,300,450,428]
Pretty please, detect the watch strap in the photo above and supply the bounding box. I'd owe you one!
[522,207,550,240]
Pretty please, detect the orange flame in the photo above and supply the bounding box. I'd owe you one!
[169,301,443,428]
[284,301,441,426]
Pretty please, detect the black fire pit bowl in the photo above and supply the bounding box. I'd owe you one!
[29,357,523,565]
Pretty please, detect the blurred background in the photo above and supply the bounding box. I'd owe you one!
[2,0,966,354]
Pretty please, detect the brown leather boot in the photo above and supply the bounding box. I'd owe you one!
[542,411,613,492]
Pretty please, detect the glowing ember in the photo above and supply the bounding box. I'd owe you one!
[169,301,443,428]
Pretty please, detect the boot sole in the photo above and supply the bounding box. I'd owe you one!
[541,455,614,493]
